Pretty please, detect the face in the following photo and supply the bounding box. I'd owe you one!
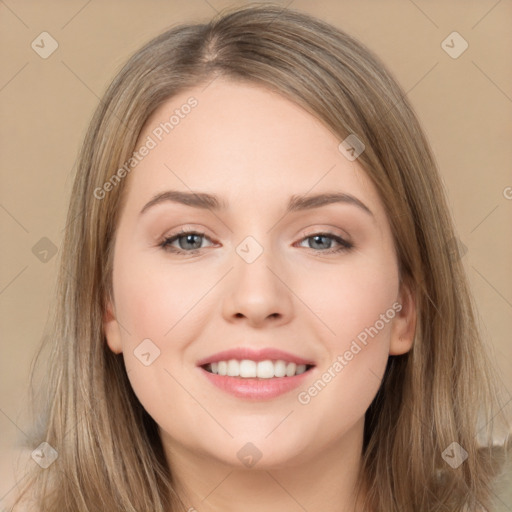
[103,78,415,471]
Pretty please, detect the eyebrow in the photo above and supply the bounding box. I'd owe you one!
[139,190,373,217]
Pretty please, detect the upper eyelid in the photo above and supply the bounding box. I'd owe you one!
[161,230,216,248]
[163,228,349,239]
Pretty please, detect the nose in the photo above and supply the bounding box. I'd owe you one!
[221,246,294,328]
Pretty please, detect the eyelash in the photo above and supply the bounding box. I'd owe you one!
[159,229,354,256]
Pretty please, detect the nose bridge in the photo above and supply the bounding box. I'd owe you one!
[222,232,292,325]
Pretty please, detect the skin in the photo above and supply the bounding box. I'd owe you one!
[104,77,416,512]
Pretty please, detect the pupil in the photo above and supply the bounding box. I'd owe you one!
[312,235,330,249]
[182,234,201,250]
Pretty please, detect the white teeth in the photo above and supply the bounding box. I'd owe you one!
[257,360,274,379]
[296,364,307,375]
[274,360,287,378]
[285,362,297,377]
[206,359,311,378]
[227,359,239,377]
[218,361,227,376]
[239,359,257,377]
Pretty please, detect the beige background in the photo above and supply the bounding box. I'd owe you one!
[1,0,511,508]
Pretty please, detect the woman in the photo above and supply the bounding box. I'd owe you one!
[11,4,510,511]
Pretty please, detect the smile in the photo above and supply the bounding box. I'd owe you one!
[196,347,316,400]
[203,359,314,378]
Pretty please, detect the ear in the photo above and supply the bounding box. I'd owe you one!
[389,279,416,356]
[103,299,123,354]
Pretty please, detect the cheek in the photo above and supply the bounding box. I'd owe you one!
[113,251,210,344]
[111,248,217,420]
[305,251,399,350]
[111,258,203,433]
[295,253,398,415]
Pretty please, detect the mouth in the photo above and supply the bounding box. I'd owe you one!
[201,360,315,378]
[196,348,316,400]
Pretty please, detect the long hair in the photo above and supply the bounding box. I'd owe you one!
[12,4,510,511]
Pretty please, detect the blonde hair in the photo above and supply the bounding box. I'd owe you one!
[12,4,510,511]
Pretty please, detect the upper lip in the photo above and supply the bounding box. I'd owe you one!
[196,347,315,367]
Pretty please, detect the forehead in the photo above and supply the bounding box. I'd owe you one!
[123,78,383,217]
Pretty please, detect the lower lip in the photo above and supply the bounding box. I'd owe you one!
[199,366,314,400]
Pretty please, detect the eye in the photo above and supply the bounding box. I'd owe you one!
[159,229,215,255]
[159,229,354,256]
[296,232,353,254]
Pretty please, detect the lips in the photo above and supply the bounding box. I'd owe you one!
[196,347,316,400]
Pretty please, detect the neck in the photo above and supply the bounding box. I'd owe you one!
[162,417,369,512]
